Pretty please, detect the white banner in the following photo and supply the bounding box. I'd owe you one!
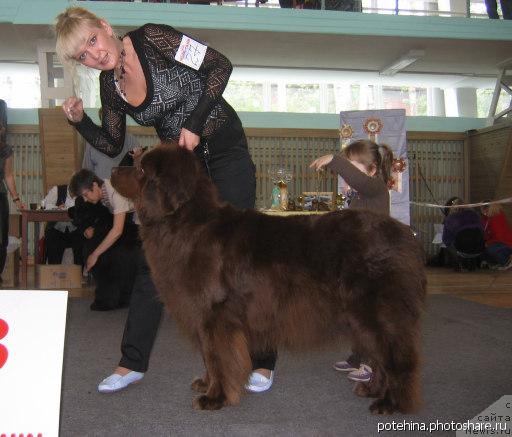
[0,290,68,437]
[339,109,410,225]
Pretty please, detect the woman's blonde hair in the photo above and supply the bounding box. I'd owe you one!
[54,7,104,67]
[481,201,503,217]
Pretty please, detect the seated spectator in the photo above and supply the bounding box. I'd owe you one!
[480,201,512,270]
[69,169,139,311]
[442,197,485,270]
[43,184,84,265]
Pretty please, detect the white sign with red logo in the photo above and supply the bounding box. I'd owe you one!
[0,290,68,437]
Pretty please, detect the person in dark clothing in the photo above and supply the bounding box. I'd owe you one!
[69,170,139,311]
[484,0,512,19]
[310,139,395,385]
[0,99,25,283]
[55,6,272,394]
[43,184,84,266]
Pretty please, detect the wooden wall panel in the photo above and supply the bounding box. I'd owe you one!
[468,122,512,220]
[8,126,467,258]
[38,108,81,193]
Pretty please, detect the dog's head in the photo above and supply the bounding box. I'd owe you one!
[68,196,113,233]
[111,142,216,222]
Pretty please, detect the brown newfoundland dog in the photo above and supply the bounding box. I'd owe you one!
[111,143,426,414]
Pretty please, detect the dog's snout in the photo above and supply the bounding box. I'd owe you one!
[111,166,140,200]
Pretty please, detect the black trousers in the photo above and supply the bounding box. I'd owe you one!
[485,0,512,18]
[44,226,84,265]
[119,247,162,372]
[119,121,277,373]
[89,241,138,309]
[0,192,9,276]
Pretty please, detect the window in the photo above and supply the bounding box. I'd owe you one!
[0,63,41,108]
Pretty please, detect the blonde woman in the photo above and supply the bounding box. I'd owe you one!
[54,7,277,394]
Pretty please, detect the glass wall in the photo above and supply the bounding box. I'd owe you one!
[77,0,491,18]
[0,63,41,108]
[0,63,500,118]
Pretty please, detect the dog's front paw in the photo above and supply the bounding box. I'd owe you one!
[370,398,397,415]
[192,395,225,411]
[191,377,208,393]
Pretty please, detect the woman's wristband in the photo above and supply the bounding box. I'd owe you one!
[12,197,20,203]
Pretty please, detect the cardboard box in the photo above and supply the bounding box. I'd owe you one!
[2,248,20,288]
[36,264,83,289]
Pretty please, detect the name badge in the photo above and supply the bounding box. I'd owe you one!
[174,35,207,71]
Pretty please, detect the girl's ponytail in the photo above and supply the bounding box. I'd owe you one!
[378,143,394,187]
[343,139,395,186]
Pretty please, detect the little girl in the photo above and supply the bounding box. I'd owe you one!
[310,139,394,383]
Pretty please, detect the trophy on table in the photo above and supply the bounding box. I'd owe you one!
[268,166,293,211]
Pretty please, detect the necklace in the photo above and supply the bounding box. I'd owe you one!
[114,47,127,99]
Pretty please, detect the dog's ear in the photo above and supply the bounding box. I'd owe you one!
[111,166,140,200]
[140,145,201,215]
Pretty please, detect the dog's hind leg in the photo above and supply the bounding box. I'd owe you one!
[346,321,388,400]
[191,344,213,394]
[347,311,421,414]
[369,330,422,415]
[353,364,387,399]
[193,322,252,410]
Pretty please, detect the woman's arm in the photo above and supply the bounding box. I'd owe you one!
[86,212,126,272]
[63,75,127,157]
[4,156,25,210]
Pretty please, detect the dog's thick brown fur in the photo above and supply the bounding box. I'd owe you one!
[111,143,427,414]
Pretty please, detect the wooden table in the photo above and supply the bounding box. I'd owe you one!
[20,209,70,288]
[261,209,330,216]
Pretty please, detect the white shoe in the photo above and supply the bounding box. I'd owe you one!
[245,371,274,393]
[333,360,359,372]
[97,371,144,393]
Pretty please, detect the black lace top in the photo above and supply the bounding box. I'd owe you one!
[73,23,236,157]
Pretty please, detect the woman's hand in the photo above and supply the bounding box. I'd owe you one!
[62,96,84,123]
[129,147,147,166]
[310,154,334,171]
[86,252,99,272]
[84,227,95,239]
[15,199,26,211]
[178,128,200,151]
